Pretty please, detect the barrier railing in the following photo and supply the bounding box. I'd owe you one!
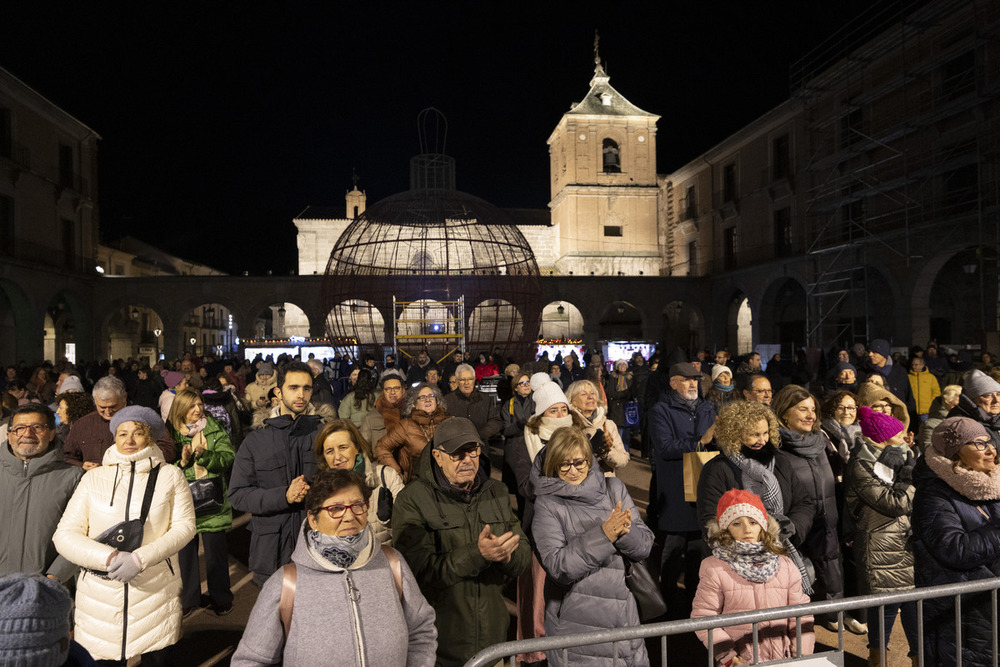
[463,577,1000,667]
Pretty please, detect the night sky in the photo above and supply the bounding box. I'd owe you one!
[2,2,879,275]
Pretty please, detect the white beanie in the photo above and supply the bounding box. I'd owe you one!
[531,373,569,416]
[711,365,732,382]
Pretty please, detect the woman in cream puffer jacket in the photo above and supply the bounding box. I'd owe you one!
[54,407,196,664]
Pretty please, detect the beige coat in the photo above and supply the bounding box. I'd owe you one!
[54,444,196,661]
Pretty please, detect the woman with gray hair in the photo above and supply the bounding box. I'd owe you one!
[565,379,629,474]
[373,382,449,483]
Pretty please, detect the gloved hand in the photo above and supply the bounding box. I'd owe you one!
[895,452,916,485]
[876,445,905,472]
[107,551,143,583]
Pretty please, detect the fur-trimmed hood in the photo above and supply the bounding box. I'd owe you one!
[251,402,336,430]
[856,382,910,432]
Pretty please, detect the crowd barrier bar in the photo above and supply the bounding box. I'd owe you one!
[463,577,1000,667]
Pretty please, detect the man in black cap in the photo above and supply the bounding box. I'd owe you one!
[392,417,529,667]
[863,338,915,416]
[646,361,717,617]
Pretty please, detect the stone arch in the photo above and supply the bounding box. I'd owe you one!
[911,244,998,348]
[599,301,643,341]
[103,303,167,365]
[661,300,705,357]
[758,277,807,351]
[328,299,387,351]
[720,290,753,356]
[467,299,524,355]
[922,245,998,346]
[0,278,35,364]
[177,300,240,359]
[540,300,585,341]
[43,289,91,364]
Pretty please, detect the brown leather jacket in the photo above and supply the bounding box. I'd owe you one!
[373,408,449,483]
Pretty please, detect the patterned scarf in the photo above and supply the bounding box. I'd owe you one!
[725,446,813,594]
[307,527,371,569]
[712,540,780,583]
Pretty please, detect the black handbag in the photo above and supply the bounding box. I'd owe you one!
[376,466,394,522]
[91,465,160,574]
[602,476,667,622]
[188,476,225,516]
[623,555,667,622]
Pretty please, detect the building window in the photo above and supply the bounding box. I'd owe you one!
[840,105,864,149]
[0,107,10,159]
[688,240,697,276]
[774,207,792,257]
[772,134,790,180]
[685,185,697,220]
[604,225,623,237]
[723,163,737,203]
[0,195,12,255]
[941,51,976,102]
[353,205,359,218]
[61,218,74,269]
[602,138,621,173]
[724,227,737,270]
[59,145,74,189]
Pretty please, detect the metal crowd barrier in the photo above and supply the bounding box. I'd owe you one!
[463,577,1000,667]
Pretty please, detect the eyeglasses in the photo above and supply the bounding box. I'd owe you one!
[317,501,369,519]
[417,394,436,402]
[835,405,857,413]
[966,439,995,452]
[447,446,481,462]
[517,381,531,387]
[558,458,590,474]
[9,423,50,437]
[980,392,1000,401]
[384,386,404,393]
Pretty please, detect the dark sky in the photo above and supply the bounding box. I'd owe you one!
[2,2,879,275]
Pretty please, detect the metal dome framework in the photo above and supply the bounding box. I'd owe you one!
[322,188,542,365]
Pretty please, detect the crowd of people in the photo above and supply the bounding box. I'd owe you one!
[1,338,999,666]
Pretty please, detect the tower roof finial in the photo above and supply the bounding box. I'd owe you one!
[352,167,359,189]
[593,30,607,78]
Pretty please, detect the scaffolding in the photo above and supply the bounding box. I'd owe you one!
[792,0,1000,350]
[392,297,466,365]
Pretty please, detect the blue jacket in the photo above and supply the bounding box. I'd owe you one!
[228,411,323,584]
[647,391,715,531]
[912,453,1000,667]
[531,451,652,666]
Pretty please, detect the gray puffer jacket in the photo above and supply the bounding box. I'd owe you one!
[531,450,653,666]
[844,439,915,593]
[232,522,437,666]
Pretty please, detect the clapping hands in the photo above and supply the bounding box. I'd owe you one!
[602,501,632,542]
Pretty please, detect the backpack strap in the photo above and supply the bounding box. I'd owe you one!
[279,563,297,639]
[138,464,160,524]
[380,544,403,601]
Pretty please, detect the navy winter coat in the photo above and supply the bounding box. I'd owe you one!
[228,411,323,584]
[647,391,716,531]
[912,453,1000,667]
[531,451,653,666]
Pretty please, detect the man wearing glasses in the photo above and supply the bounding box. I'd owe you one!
[443,364,502,446]
[393,417,529,666]
[361,369,407,447]
[1,403,83,582]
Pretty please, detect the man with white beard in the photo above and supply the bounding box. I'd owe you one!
[647,362,717,618]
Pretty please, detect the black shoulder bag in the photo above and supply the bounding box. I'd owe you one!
[94,464,161,557]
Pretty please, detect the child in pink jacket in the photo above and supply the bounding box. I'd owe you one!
[691,489,815,666]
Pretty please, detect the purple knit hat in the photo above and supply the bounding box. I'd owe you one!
[857,405,904,443]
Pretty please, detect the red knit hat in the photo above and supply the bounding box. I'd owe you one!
[717,489,767,528]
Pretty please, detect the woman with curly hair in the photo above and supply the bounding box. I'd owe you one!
[696,400,814,593]
[54,391,95,445]
[373,382,449,483]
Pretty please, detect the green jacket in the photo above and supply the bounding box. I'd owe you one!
[171,416,234,533]
[392,448,529,667]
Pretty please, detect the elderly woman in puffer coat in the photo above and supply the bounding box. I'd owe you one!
[912,416,1000,667]
[54,406,196,665]
[531,426,653,666]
